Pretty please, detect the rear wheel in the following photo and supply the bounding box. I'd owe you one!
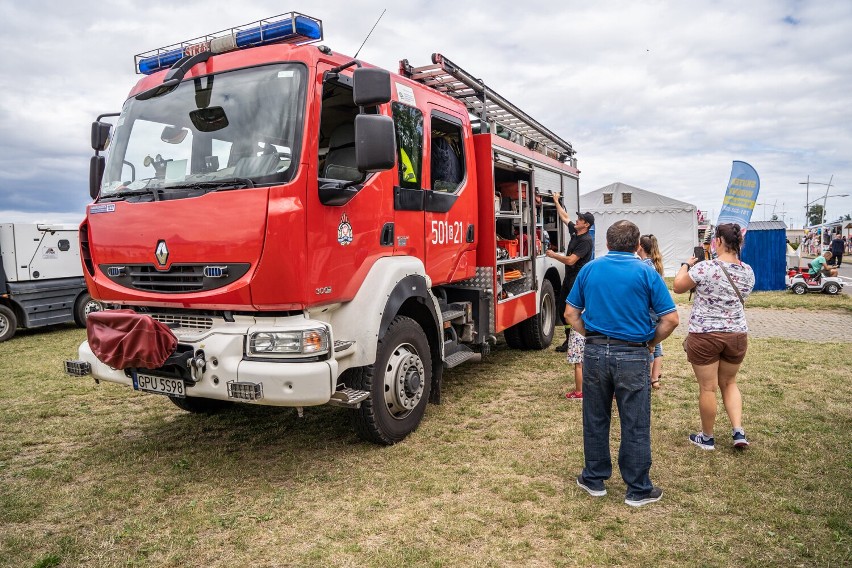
[0,304,17,343]
[824,282,840,295]
[74,292,103,327]
[351,316,432,445]
[503,323,526,349]
[519,279,556,349]
[791,283,807,295]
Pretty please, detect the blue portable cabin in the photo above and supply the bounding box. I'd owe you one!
[741,221,787,291]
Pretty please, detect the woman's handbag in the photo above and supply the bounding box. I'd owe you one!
[716,261,745,305]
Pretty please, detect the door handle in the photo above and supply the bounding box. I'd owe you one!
[380,222,395,246]
[466,224,475,243]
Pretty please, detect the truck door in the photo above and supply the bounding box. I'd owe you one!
[390,100,426,263]
[423,107,477,285]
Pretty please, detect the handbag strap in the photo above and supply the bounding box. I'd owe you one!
[715,260,744,305]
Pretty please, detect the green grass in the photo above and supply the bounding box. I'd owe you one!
[0,323,850,566]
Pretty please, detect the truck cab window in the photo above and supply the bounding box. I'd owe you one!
[318,82,361,182]
[392,102,423,189]
[430,115,465,193]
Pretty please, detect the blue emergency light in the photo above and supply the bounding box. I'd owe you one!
[135,12,323,75]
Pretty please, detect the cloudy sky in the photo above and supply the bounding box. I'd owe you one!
[1,0,850,228]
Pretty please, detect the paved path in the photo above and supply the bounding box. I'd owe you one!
[674,306,852,342]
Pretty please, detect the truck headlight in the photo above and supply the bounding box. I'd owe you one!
[247,329,329,357]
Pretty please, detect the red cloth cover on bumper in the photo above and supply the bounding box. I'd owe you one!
[87,310,177,369]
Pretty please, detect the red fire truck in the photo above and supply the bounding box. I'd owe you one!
[66,13,581,444]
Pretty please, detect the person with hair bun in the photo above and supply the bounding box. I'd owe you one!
[673,223,755,451]
[639,234,665,389]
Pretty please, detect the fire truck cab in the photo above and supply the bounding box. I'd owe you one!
[67,13,581,444]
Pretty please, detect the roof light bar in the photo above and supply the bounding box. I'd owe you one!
[135,12,323,75]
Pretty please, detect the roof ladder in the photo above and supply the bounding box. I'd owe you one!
[399,53,576,166]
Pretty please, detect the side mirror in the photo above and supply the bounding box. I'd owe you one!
[353,67,392,106]
[91,122,112,152]
[355,114,396,173]
[89,156,105,200]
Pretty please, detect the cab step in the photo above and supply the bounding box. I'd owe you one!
[443,345,478,369]
[441,308,466,323]
[327,387,370,408]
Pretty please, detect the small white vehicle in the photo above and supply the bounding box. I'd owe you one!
[786,268,844,295]
[1,223,102,341]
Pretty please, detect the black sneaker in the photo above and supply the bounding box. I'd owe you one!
[689,432,715,450]
[555,339,570,352]
[576,475,606,497]
[732,430,750,448]
[624,487,663,507]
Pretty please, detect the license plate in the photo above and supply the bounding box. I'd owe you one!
[132,372,185,398]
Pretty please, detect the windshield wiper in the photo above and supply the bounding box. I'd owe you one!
[164,178,256,192]
[100,187,161,201]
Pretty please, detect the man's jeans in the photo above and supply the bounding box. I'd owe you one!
[580,342,653,499]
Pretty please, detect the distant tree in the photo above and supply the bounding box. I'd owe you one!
[771,214,779,221]
[808,204,825,226]
[844,213,852,221]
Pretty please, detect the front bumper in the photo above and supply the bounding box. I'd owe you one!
[70,314,338,406]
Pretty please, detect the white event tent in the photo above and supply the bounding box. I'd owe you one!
[580,182,699,276]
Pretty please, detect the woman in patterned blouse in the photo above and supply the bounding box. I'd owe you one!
[673,224,755,451]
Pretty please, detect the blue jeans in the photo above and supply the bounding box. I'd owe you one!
[580,342,654,499]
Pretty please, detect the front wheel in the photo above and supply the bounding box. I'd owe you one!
[824,282,840,295]
[791,283,807,295]
[0,304,18,343]
[351,315,432,445]
[74,292,103,327]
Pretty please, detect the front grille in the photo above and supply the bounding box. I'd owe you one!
[131,265,204,292]
[100,263,250,294]
[149,313,214,330]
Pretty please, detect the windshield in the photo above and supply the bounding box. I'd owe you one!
[101,63,306,198]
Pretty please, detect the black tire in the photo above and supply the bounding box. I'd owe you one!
[74,292,103,327]
[791,283,807,295]
[351,315,432,445]
[824,282,840,295]
[0,304,17,343]
[519,279,556,349]
[170,396,230,414]
[503,323,526,349]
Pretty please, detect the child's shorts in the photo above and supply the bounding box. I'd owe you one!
[566,329,586,364]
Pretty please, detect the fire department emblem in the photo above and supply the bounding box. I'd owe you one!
[155,240,169,266]
[337,213,353,246]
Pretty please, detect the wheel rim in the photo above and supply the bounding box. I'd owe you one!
[793,285,805,294]
[84,300,102,318]
[827,284,838,294]
[383,342,425,420]
[0,314,8,335]
[541,290,554,336]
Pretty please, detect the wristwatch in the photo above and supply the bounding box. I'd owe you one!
[681,262,692,269]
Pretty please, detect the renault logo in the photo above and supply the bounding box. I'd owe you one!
[155,240,169,266]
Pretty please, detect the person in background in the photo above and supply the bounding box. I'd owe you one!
[638,234,665,389]
[673,223,755,451]
[829,234,844,267]
[547,194,594,352]
[809,250,838,278]
[565,220,679,507]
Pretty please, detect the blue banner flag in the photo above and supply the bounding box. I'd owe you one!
[716,161,760,228]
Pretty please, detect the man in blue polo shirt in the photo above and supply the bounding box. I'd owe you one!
[564,220,679,507]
